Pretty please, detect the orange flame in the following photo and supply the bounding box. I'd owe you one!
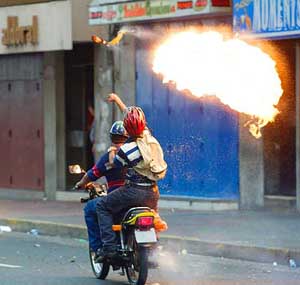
[153,31,283,138]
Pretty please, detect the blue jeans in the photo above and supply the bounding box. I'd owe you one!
[96,184,159,250]
[84,198,103,252]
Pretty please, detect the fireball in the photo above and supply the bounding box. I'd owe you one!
[153,31,283,138]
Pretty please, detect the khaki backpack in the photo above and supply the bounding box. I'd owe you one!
[133,130,167,181]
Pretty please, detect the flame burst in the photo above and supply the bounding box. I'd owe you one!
[153,31,283,138]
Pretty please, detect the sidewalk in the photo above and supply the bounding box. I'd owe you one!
[0,199,300,266]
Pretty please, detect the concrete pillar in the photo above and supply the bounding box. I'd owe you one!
[43,51,66,199]
[239,114,264,209]
[296,43,300,212]
[114,33,136,120]
[55,52,66,191]
[93,27,113,159]
[93,29,136,159]
[43,52,57,200]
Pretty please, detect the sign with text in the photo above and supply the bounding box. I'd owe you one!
[2,16,38,46]
[233,0,300,38]
[0,0,72,54]
[89,0,231,25]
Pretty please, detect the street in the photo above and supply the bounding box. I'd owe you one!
[0,232,300,285]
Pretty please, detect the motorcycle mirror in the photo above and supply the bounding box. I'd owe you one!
[68,164,86,174]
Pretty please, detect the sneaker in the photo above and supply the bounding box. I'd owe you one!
[94,247,118,263]
[94,248,105,263]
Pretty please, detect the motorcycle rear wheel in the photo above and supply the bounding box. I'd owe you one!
[125,237,149,285]
[89,248,110,279]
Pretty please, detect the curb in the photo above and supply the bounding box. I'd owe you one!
[1,218,299,266]
[160,235,300,266]
[0,218,87,239]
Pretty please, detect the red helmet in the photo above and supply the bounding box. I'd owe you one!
[123,106,146,137]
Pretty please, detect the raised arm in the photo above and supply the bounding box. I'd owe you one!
[107,93,127,113]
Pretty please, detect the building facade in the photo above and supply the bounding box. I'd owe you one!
[88,0,300,211]
[88,0,244,210]
[2,0,297,211]
[233,0,300,211]
[0,0,103,200]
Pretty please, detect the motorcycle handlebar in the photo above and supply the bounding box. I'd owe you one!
[80,197,90,203]
[70,182,107,203]
[67,186,85,193]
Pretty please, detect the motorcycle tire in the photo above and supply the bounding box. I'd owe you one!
[89,248,110,279]
[125,236,149,285]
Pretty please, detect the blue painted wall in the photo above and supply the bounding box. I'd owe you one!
[136,47,239,200]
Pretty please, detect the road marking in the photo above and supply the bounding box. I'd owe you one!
[0,263,22,268]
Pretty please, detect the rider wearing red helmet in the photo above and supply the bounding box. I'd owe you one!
[95,94,166,262]
[123,106,146,137]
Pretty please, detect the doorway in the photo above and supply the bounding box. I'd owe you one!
[264,40,296,197]
[65,43,94,187]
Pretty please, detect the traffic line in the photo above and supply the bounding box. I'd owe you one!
[0,263,22,268]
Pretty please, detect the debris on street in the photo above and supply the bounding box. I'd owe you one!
[29,229,39,236]
[289,259,297,268]
[0,226,12,233]
[69,256,76,263]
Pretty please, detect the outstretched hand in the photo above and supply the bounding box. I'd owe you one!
[106,93,127,112]
[107,93,120,103]
[74,182,83,190]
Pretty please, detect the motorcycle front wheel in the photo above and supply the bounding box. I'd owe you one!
[125,237,149,285]
[89,248,110,279]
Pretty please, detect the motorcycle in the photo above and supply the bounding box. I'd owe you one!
[69,164,167,285]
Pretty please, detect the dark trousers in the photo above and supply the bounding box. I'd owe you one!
[96,184,159,249]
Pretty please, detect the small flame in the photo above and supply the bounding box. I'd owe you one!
[153,31,283,138]
[91,31,126,47]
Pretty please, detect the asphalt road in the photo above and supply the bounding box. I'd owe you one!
[1,231,300,285]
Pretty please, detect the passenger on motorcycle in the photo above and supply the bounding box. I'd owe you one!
[95,104,167,262]
[75,121,128,254]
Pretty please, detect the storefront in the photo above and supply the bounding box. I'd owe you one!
[233,0,300,210]
[0,0,110,201]
[89,0,240,207]
[0,0,72,200]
